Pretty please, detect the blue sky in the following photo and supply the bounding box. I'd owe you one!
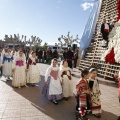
[0,0,94,45]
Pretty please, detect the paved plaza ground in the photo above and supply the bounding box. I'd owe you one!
[0,63,120,120]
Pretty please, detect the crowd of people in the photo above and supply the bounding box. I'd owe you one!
[0,46,102,120]
[0,47,41,88]
[36,47,79,68]
[36,48,58,63]
[42,58,102,120]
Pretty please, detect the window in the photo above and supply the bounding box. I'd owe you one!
[53,47,57,49]
[48,47,52,49]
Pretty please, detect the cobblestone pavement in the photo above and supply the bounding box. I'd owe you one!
[0,63,119,120]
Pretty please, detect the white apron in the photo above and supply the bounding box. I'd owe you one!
[27,64,40,83]
[49,76,62,95]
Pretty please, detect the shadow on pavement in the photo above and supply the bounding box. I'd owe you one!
[3,75,76,120]
[0,75,119,120]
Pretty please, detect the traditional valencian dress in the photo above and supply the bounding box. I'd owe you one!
[88,79,101,114]
[60,66,73,98]
[12,55,26,87]
[2,53,13,78]
[15,51,26,61]
[43,66,63,100]
[27,56,40,84]
[76,78,90,116]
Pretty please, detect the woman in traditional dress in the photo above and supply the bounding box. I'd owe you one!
[12,51,27,88]
[76,69,90,120]
[27,51,40,86]
[15,47,26,61]
[11,49,17,60]
[42,58,62,105]
[60,60,73,100]
[2,48,13,80]
[28,49,32,57]
[88,68,101,118]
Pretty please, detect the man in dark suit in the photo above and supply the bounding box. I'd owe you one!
[101,19,109,47]
[63,48,68,60]
[66,48,73,68]
[37,48,43,63]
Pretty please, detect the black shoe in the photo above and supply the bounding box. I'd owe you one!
[31,84,35,87]
[52,100,58,105]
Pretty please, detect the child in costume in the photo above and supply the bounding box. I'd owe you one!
[2,48,13,80]
[27,52,40,86]
[42,58,62,104]
[60,60,73,100]
[88,68,101,118]
[12,51,27,88]
[76,69,90,120]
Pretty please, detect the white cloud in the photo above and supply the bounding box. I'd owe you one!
[81,2,94,11]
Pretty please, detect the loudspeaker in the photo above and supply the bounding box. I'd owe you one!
[73,44,77,51]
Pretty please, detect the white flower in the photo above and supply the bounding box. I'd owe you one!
[101,19,120,63]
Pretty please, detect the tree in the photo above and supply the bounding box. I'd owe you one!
[44,42,48,46]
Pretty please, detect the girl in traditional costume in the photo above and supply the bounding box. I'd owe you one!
[60,60,73,100]
[12,51,27,88]
[76,69,90,120]
[88,68,101,118]
[42,58,62,104]
[2,48,13,80]
[15,47,26,61]
[27,52,40,86]
[26,49,33,62]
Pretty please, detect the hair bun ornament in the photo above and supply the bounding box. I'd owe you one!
[89,68,95,72]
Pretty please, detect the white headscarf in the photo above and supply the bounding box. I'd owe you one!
[59,60,70,71]
[50,59,58,66]
[49,59,59,71]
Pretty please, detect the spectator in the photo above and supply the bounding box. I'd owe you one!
[0,48,2,76]
[46,49,53,63]
[38,48,43,63]
[63,48,68,60]
[101,19,110,47]
[66,48,73,68]
[52,50,58,59]
[43,49,47,63]
[74,49,78,68]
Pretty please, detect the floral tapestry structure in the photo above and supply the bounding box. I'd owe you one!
[101,20,120,63]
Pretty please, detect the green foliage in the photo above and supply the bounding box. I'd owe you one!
[32,45,48,50]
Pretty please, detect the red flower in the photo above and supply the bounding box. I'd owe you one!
[105,48,116,63]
